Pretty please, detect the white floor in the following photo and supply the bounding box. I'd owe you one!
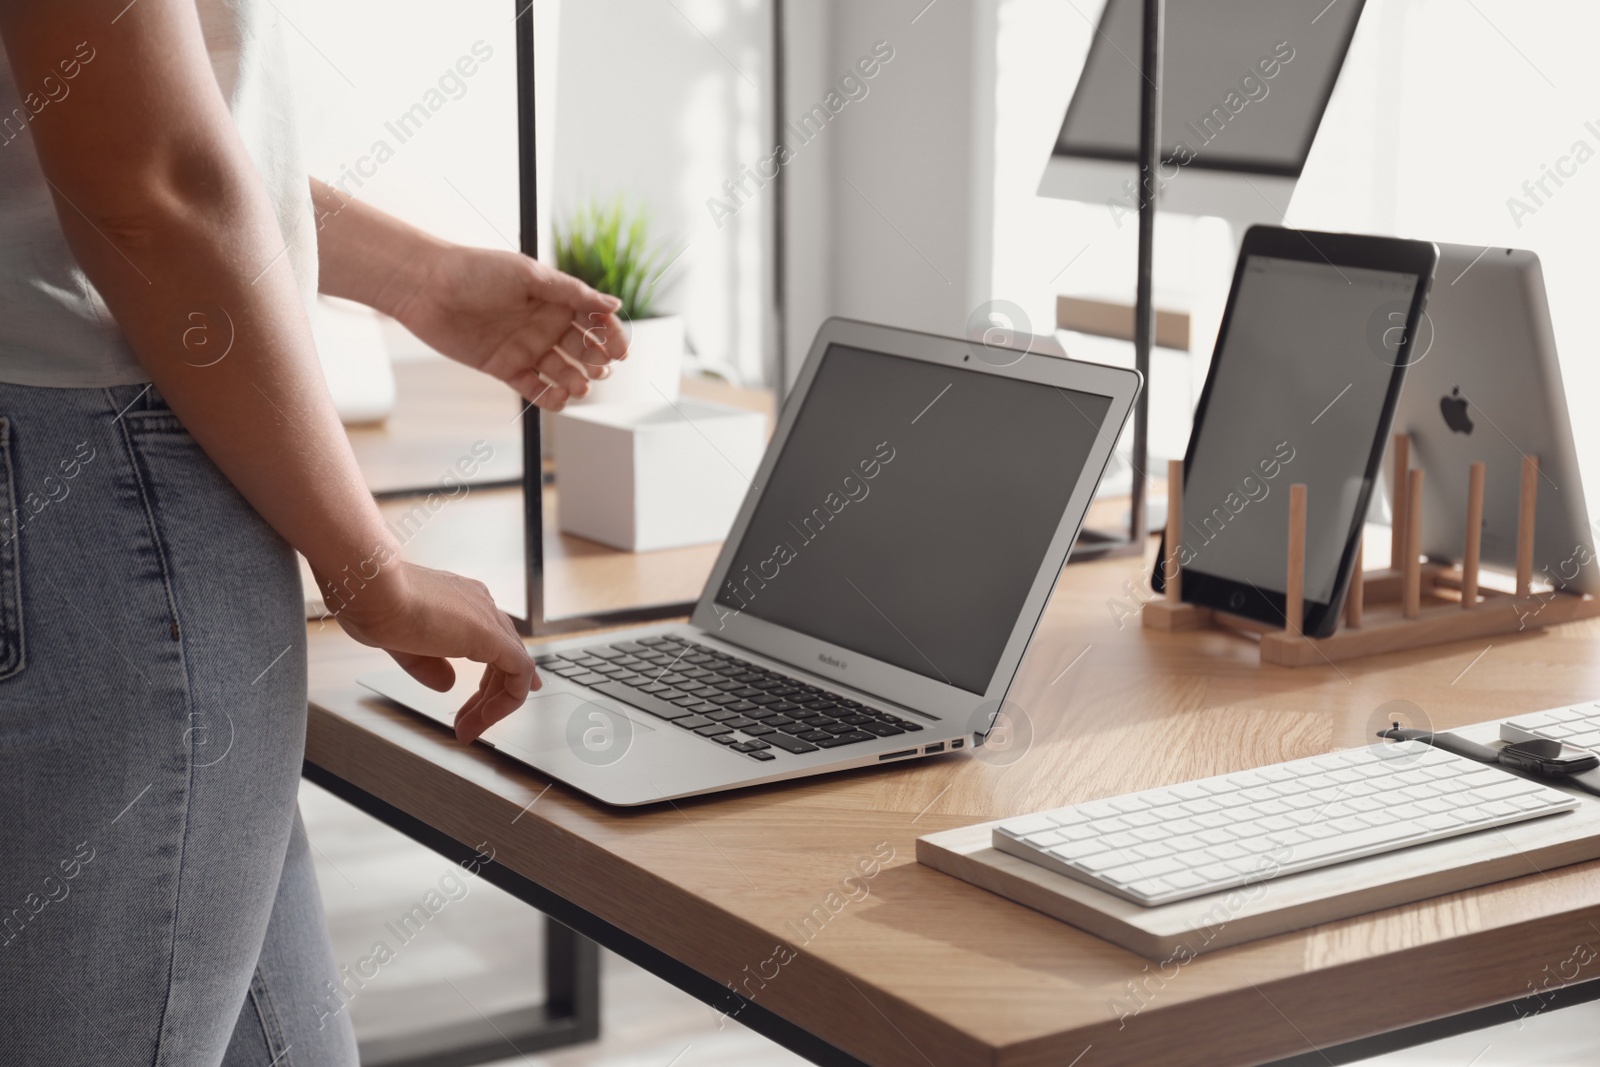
[300,781,1598,1066]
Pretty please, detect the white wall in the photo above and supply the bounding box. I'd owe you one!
[987,0,1236,468]
[550,0,773,385]
[777,0,835,389]
[278,0,1008,394]
[988,0,1600,516]
[281,1,523,274]
[277,0,772,384]
[276,0,524,376]
[781,0,1000,386]
[1292,0,1600,501]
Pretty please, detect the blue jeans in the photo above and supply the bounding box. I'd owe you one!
[0,383,357,1065]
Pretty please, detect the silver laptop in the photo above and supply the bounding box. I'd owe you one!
[362,317,1140,805]
[1383,244,1595,593]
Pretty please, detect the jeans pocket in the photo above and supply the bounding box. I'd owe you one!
[0,418,25,680]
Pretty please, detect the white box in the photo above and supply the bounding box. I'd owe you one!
[551,399,766,552]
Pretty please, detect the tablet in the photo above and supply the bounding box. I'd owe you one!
[1154,226,1436,636]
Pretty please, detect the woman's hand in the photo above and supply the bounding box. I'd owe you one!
[392,243,631,410]
[305,177,630,412]
[319,560,539,744]
[310,178,631,411]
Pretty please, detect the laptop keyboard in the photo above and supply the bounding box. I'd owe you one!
[534,635,924,761]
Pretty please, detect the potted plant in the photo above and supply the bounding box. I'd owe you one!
[554,198,684,405]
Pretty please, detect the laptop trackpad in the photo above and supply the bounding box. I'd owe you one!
[483,691,656,761]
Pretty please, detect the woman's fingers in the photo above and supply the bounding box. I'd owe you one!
[508,366,569,410]
[539,346,593,397]
[451,585,537,742]
[455,624,536,743]
[526,258,621,319]
[390,650,456,692]
[454,664,498,743]
[452,669,490,736]
[336,561,541,745]
[554,324,618,375]
[455,666,530,744]
[572,310,630,365]
[484,299,626,411]
[471,590,537,697]
[504,343,596,410]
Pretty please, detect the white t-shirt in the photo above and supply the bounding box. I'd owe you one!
[0,0,317,387]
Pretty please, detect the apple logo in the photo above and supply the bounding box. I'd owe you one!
[1440,387,1474,435]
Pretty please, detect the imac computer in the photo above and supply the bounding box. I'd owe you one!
[1385,244,1596,595]
[1039,0,1366,225]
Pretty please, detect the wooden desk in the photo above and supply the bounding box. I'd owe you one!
[307,520,1600,1067]
[372,485,725,622]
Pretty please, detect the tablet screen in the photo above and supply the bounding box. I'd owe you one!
[1181,255,1420,603]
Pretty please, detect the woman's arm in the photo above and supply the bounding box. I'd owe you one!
[0,0,534,741]
[310,179,628,409]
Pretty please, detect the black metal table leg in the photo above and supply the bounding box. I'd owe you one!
[304,762,601,1067]
[1261,976,1600,1066]
[302,759,865,1067]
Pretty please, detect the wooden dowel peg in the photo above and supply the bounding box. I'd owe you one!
[1463,461,1485,609]
[1517,454,1539,597]
[1403,468,1424,619]
[1149,445,1600,669]
[1286,483,1307,634]
[1345,537,1363,629]
[1390,433,1410,571]
[1165,458,1183,602]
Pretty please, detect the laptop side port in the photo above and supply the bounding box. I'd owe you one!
[878,749,918,761]
[924,742,946,754]
[951,738,965,749]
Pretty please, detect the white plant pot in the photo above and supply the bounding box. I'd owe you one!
[552,399,766,551]
[577,314,684,406]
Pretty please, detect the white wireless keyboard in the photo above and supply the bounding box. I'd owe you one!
[993,741,1578,906]
[1502,702,1600,750]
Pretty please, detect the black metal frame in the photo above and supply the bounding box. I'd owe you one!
[1261,976,1600,1066]
[353,923,597,1067]
[511,0,696,638]
[1126,0,1160,555]
[769,0,788,411]
[513,1,790,636]
[1064,0,1159,564]
[303,761,868,1067]
[305,758,600,1067]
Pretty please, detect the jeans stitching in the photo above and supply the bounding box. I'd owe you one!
[118,410,185,430]
[247,966,293,1066]
[110,386,201,1067]
[0,417,25,679]
[108,390,184,642]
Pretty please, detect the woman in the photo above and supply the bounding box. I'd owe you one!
[0,2,622,1062]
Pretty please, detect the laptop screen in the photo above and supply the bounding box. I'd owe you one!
[713,344,1113,694]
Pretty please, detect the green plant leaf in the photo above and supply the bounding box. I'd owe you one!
[553,196,681,320]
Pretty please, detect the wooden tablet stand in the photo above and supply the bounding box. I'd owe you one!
[1143,435,1600,667]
